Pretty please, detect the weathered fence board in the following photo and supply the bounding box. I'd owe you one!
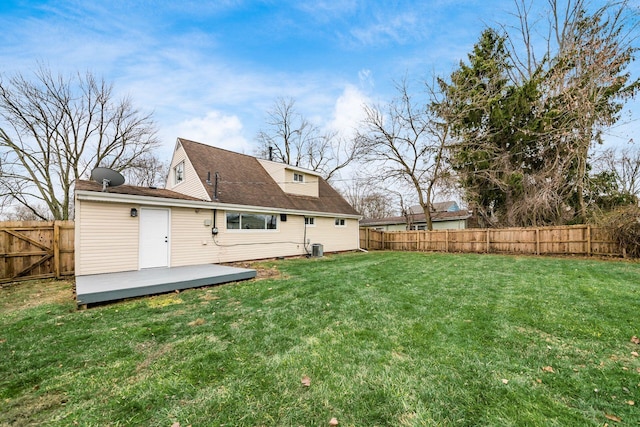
[0,221,74,283]
[360,225,623,257]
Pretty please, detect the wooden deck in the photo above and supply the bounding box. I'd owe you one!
[75,264,256,306]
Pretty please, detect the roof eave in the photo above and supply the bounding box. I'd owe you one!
[75,190,360,219]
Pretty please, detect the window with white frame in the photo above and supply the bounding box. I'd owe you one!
[293,172,304,183]
[334,218,346,227]
[226,212,277,230]
[305,217,315,226]
[174,161,184,185]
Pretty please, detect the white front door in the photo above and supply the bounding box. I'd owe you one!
[139,208,170,269]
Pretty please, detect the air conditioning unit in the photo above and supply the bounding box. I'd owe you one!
[311,243,323,257]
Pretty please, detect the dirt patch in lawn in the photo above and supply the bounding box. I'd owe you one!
[0,279,74,314]
[224,261,284,280]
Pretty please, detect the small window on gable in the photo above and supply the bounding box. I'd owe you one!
[174,161,184,185]
[293,173,304,183]
[305,217,315,226]
[334,218,346,227]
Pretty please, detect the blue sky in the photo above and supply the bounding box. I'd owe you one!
[1,0,638,168]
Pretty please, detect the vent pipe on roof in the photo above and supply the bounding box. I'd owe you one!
[268,146,273,161]
[214,172,219,200]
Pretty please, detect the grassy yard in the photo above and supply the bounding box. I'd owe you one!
[1,252,639,426]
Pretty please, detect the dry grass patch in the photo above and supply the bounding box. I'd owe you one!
[0,278,74,314]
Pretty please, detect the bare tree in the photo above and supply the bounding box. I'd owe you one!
[341,178,397,219]
[121,154,169,188]
[594,145,640,198]
[255,97,361,181]
[357,78,452,230]
[0,66,161,219]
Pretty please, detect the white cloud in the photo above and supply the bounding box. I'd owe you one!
[169,111,253,154]
[328,84,370,137]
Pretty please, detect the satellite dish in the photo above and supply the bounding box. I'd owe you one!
[91,167,125,192]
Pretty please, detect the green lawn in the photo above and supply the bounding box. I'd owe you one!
[1,252,639,426]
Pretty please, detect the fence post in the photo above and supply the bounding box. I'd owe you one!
[536,228,540,255]
[53,221,61,279]
[445,229,449,252]
[486,229,490,253]
[587,225,591,256]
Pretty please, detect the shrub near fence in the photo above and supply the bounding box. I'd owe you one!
[0,221,75,283]
[359,225,623,257]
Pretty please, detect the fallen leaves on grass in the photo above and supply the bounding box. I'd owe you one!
[542,366,555,373]
[631,336,639,345]
[501,379,509,384]
[188,318,206,326]
[301,376,311,387]
[329,417,339,426]
[627,401,635,406]
[604,413,621,422]
[631,351,639,358]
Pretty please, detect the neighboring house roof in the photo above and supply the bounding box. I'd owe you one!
[177,138,359,216]
[360,210,471,227]
[408,201,460,214]
[75,180,202,201]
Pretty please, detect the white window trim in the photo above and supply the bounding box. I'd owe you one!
[334,218,346,227]
[293,172,304,183]
[305,217,316,227]
[174,161,185,186]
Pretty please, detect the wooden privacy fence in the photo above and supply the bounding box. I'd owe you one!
[360,225,623,257]
[0,221,75,283]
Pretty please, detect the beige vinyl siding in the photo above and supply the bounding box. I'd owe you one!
[76,196,360,275]
[257,159,286,189]
[167,142,211,200]
[257,159,319,197]
[214,211,306,262]
[213,213,359,262]
[305,217,359,252]
[170,207,219,266]
[282,169,319,197]
[76,200,139,275]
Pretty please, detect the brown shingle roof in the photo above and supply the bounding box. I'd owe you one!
[178,138,359,216]
[75,180,203,201]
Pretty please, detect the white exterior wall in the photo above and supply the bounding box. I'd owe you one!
[75,200,140,275]
[77,197,361,275]
[166,143,210,200]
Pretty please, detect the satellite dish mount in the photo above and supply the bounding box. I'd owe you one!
[90,167,125,192]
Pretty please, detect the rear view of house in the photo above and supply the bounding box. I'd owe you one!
[75,138,360,277]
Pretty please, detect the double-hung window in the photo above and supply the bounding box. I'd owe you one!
[174,161,184,185]
[293,173,304,183]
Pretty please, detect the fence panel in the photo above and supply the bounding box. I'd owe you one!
[0,221,74,283]
[360,225,622,257]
